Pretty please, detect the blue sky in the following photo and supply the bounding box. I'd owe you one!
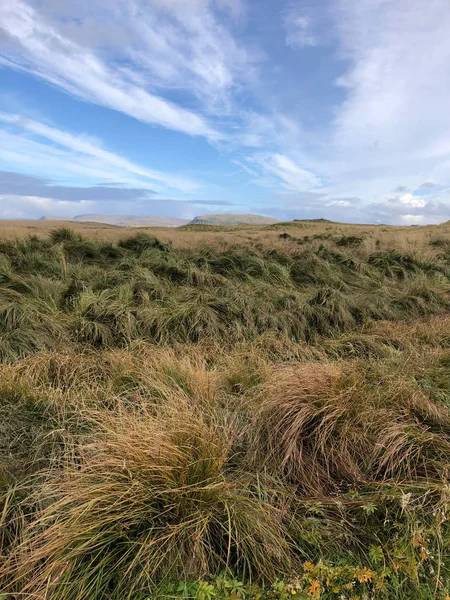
[1,0,450,224]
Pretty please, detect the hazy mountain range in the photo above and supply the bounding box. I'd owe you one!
[40,213,279,227]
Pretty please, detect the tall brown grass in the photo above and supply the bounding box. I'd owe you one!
[1,223,450,598]
[250,360,450,495]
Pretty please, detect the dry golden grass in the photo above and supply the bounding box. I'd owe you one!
[2,218,450,252]
[2,316,450,598]
[2,222,450,598]
[250,356,450,495]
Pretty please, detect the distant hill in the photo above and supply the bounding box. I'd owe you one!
[39,213,279,227]
[188,214,279,226]
[293,218,333,223]
[40,214,188,227]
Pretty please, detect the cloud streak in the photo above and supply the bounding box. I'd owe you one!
[0,170,238,220]
[0,112,201,192]
[0,0,221,139]
[329,0,450,189]
[0,194,230,220]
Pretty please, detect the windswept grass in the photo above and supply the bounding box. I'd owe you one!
[250,359,450,494]
[1,223,450,598]
[0,228,449,360]
[8,406,293,599]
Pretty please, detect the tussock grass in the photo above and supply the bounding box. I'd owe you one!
[8,404,293,599]
[2,224,450,598]
[2,335,450,597]
[249,360,450,495]
[0,228,449,359]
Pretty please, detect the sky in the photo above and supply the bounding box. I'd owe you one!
[1,0,450,224]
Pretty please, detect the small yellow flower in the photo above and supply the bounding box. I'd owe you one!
[291,590,297,595]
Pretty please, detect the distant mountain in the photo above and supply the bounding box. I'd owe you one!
[188,214,279,226]
[293,218,333,223]
[40,214,188,227]
[39,213,279,227]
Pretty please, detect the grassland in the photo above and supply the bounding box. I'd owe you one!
[1,219,450,599]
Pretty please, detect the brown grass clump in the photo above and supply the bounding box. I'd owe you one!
[6,400,294,599]
[250,360,450,495]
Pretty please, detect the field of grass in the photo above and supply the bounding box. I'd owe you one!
[1,220,450,599]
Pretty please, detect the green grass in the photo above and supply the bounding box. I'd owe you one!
[1,227,450,598]
[0,229,449,360]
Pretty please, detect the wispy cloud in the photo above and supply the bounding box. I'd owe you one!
[0,169,237,219]
[275,0,450,223]
[0,0,320,199]
[330,0,450,190]
[284,5,318,48]
[248,153,322,192]
[123,0,255,114]
[264,191,362,222]
[0,112,201,192]
[2,0,450,224]
[0,170,157,202]
[0,193,231,220]
[0,0,222,139]
[283,1,336,49]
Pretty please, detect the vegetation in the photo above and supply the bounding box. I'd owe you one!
[1,221,450,599]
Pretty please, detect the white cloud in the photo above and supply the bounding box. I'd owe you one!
[284,10,317,48]
[0,195,95,218]
[396,193,426,208]
[248,153,322,192]
[0,0,321,198]
[283,2,334,49]
[263,191,362,222]
[365,186,450,224]
[328,0,450,194]
[0,192,235,220]
[0,0,222,139]
[264,185,450,225]
[2,0,450,225]
[274,0,450,224]
[124,0,254,113]
[0,112,201,193]
[270,0,450,223]
[326,199,351,207]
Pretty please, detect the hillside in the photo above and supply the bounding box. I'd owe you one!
[40,214,188,227]
[189,213,279,225]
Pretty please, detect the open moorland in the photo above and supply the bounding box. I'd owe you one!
[1,219,450,599]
